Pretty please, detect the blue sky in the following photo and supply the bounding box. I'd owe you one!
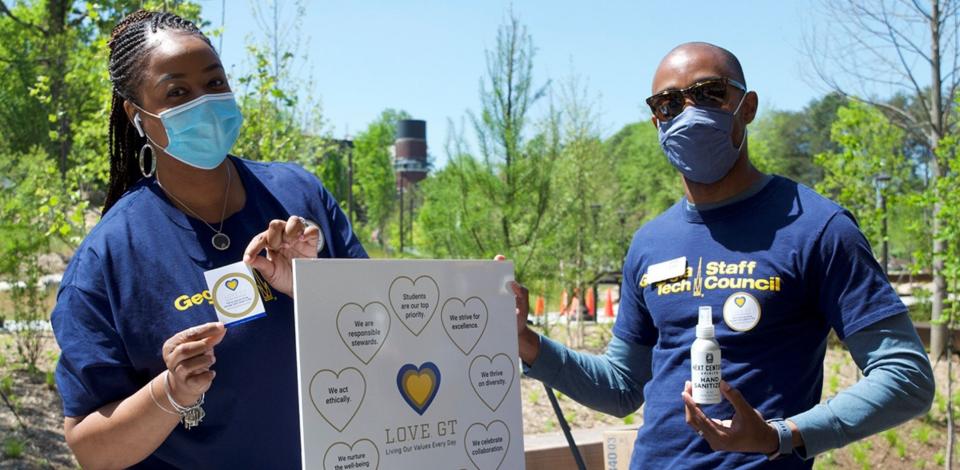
[202,0,822,164]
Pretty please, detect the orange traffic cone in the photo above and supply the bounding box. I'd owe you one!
[586,288,596,317]
[604,288,615,318]
[559,289,569,316]
[535,295,545,316]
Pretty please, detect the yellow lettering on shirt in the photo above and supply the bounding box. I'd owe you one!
[174,295,193,311]
[652,259,780,296]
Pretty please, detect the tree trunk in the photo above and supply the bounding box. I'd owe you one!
[932,195,947,359]
[926,0,947,360]
[45,0,70,177]
[945,278,957,470]
[948,321,954,470]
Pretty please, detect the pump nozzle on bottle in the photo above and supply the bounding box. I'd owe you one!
[696,306,715,338]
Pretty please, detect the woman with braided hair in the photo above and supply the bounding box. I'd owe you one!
[51,9,366,468]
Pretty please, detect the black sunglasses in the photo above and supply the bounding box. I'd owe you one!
[645,77,747,122]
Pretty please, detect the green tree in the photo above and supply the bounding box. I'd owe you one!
[809,0,960,359]
[230,0,342,199]
[351,109,410,248]
[539,78,613,345]
[0,147,87,370]
[814,101,911,250]
[749,93,846,186]
[932,94,960,468]
[0,0,208,372]
[417,13,557,279]
[605,121,682,225]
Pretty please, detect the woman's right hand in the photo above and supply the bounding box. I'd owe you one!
[243,215,321,297]
[161,322,226,405]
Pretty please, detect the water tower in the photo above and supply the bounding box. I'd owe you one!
[395,120,428,186]
[394,119,428,252]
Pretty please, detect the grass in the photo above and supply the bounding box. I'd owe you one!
[912,424,933,445]
[543,420,555,433]
[828,374,840,395]
[882,428,907,460]
[882,429,898,448]
[935,391,947,415]
[814,451,835,470]
[849,441,870,470]
[2,437,24,459]
[0,374,13,395]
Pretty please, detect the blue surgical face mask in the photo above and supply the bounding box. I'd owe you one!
[656,93,747,184]
[133,92,243,170]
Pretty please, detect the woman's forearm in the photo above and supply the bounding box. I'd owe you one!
[65,374,190,469]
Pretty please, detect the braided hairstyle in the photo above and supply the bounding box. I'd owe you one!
[103,10,213,213]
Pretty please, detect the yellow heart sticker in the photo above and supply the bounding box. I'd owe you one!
[397,362,441,415]
[404,372,434,407]
[225,279,239,291]
[734,296,746,308]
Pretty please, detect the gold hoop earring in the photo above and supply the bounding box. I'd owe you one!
[139,143,156,178]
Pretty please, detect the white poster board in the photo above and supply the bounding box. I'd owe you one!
[293,259,525,470]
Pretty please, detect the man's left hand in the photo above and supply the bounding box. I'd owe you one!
[682,380,779,455]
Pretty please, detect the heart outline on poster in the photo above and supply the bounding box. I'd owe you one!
[323,438,380,470]
[308,367,366,433]
[396,362,441,415]
[336,301,391,365]
[388,275,440,336]
[441,296,489,355]
[468,353,515,412]
[464,419,511,470]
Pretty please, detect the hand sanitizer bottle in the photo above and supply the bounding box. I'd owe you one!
[691,306,721,404]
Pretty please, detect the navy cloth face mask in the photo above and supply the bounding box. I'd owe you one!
[657,93,747,184]
[133,92,243,170]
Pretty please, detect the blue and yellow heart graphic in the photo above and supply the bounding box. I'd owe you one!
[734,296,746,308]
[396,362,441,416]
[225,278,239,291]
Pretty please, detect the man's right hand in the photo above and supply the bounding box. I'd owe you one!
[161,322,225,406]
[495,254,542,365]
[509,281,542,365]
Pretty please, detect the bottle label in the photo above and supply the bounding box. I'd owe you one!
[691,349,722,404]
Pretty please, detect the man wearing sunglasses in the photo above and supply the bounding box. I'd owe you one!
[515,42,933,469]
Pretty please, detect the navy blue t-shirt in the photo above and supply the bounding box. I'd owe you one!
[614,176,905,469]
[52,156,367,468]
